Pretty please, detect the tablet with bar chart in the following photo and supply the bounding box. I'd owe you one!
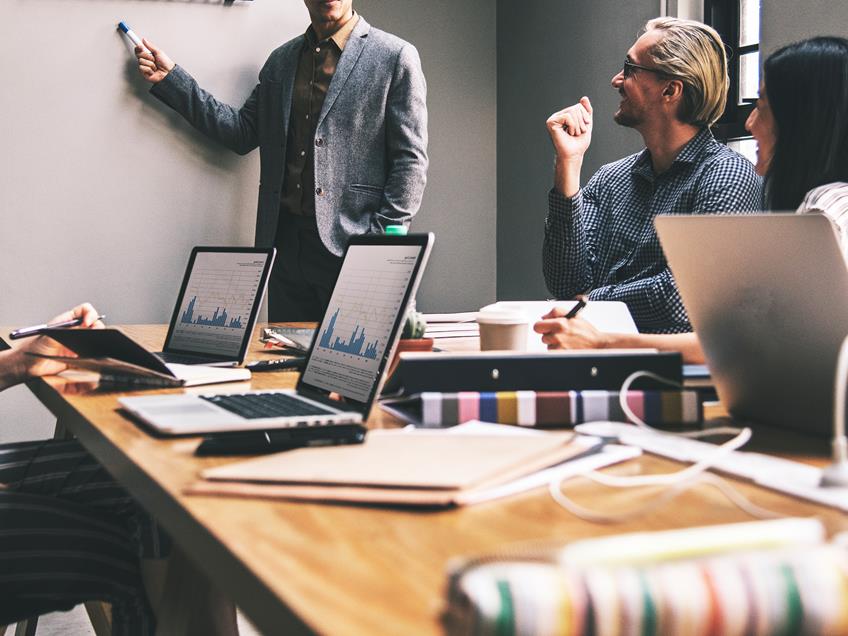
[300,234,434,404]
[161,247,276,365]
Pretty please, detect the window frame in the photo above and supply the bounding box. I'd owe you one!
[704,0,759,141]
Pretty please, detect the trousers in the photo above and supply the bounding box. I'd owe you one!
[268,212,343,321]
[0,438,169,636]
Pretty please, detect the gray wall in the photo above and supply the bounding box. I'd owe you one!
[0,0,496,440]
[761,0,848,57]
[356,0,498,313]
[496,0,658,300]
[2,0,301,440]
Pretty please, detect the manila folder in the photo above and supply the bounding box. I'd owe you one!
[195,429,593,507]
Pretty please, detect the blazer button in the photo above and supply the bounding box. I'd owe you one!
[316,187,323,195]
[315,138,324,147]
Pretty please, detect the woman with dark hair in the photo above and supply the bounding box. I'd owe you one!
[751,36,848,246]
[534,35,848,361]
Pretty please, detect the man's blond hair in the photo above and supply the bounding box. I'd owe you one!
[644,17,728,126]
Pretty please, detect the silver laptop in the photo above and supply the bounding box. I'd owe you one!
[656,213,848,436]
[120,233,434,435]
[156,247,276,366]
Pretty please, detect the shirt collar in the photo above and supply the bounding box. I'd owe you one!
[305,12,360,51]
[631,126,714,180]
[674,127,714,164]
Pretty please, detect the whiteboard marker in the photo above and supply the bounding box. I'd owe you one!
[118,21,146,50]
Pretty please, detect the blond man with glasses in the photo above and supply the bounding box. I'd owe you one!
[539,18,762,338]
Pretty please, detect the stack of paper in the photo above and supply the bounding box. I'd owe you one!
[423,312,479,340]
[423,312,478,323]
[424,322,480,339]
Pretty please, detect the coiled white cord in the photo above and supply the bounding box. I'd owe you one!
[549,471,783,523]
[618,370,744,439]
[549,370,784,521]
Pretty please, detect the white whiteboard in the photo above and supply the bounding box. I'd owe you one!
[0,1,307,325]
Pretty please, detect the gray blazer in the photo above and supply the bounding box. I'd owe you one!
[150,17,428,256]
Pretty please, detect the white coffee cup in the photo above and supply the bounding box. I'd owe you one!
[476,308,529,351]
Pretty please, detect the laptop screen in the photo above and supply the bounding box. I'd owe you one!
[163,248,275,361]
[300,237,431,405]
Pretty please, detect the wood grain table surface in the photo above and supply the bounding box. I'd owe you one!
[4,324,845,636]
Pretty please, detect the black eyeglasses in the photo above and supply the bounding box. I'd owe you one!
[622,59,672,79]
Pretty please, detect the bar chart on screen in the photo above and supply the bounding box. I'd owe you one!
[169,252,268,353]
[181,296,245,329]
[318,309,380,359]
[302,244,422,401]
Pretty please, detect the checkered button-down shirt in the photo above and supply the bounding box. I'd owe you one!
[543,128,763,333]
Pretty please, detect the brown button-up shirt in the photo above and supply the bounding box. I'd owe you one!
[279,14,359,218]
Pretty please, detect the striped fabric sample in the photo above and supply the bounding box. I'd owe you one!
[445,545,848,636]
[417,390,702,428]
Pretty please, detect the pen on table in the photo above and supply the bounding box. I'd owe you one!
[563,296,587,320]
[9,315,106,340]
[267,333,300,348]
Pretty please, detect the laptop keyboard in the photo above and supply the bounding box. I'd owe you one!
[201,392,337,419]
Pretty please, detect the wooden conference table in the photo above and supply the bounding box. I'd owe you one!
[7,324,848,636]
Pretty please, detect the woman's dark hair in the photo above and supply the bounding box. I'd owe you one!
[764,36,848,209]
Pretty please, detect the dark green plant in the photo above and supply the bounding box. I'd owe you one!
[401,309,427,339]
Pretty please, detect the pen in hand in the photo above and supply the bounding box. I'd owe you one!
[9,315,106,340]
[563,295,588,319]
[534,296,594,350]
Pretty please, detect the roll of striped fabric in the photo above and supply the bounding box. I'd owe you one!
[414,390,702,428]
[444,544,848,636]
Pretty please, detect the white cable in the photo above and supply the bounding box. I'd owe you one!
[834,334,848,443]
[580,428,751,488]
[619,370,746,439]
[611,370,752,486]
[546,369,787,522]
[548,471,784,523]
[821,333,848,487]
[618,369,681,429]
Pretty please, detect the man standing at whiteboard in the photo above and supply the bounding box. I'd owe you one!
[133,0,428,320]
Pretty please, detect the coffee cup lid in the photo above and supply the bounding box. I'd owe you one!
[476,308,528,325]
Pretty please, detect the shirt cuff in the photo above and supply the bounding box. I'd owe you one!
[149,64,186,99]
[586,285,613,300]
[548,188,582,219]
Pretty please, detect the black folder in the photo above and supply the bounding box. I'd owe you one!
[383,350,682,395]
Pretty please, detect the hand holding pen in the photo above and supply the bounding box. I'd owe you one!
[538,295,587,322]
[10,313,106,340]
[4,304,105,386]
[560,295,588,320]
[119,22,174,85]
[532,295,610,351]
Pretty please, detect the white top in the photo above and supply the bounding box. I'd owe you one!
[798,182,848,256]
